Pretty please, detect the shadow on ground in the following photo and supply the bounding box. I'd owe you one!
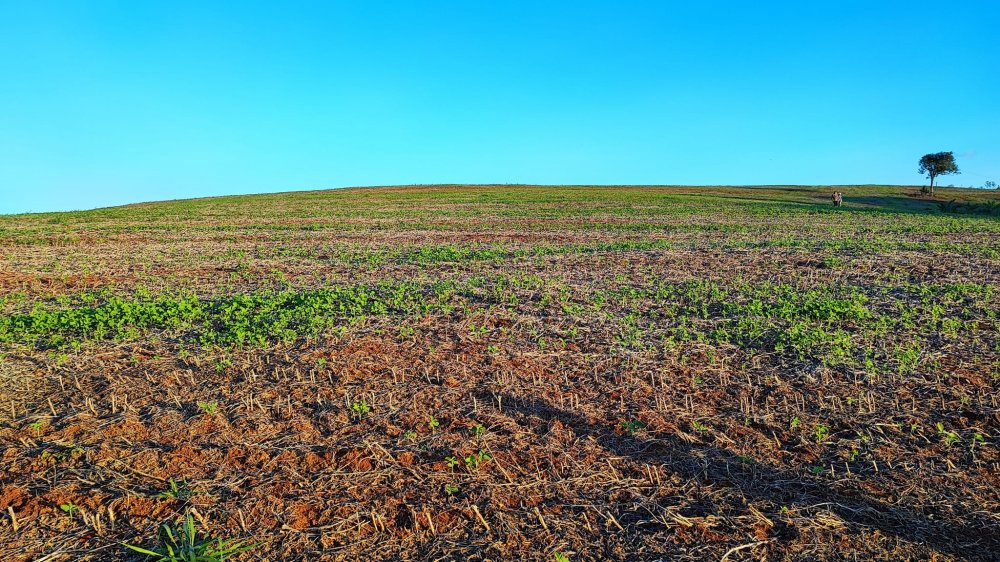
[479,390,1000,561]
[683,185,1000,219]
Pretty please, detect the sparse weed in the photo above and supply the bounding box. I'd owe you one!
[621,420,645,436]
[123,511,258,561]
[158,478,201,501]
[691,421,710,434]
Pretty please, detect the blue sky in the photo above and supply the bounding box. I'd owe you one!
[1,1,998,214]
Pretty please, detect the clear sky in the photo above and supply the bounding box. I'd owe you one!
[1,1,998,214]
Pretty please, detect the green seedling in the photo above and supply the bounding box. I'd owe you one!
[936,422,960,447]
[40,445,85,465]
[464,449,492,470]
[428,415,440,431]
[813,423,829,443]
[444,483,460,496]
[621,420,645,436]
[350,400,371,421]
[158,478,201,501]
[123,511,258,561]
[554,552,571,562]
[60,503,79,517]
[197,401,218,414]
[445,456,460,469]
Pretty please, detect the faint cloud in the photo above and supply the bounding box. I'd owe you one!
[957,150,977,158]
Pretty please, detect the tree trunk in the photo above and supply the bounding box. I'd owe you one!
[929,174,935,196]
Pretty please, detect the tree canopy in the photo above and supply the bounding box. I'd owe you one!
[918,152,959,195]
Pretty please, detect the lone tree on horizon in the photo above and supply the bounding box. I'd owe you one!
[918,152,959,196]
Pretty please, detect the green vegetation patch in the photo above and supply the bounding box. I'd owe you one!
[266,239,675,266]
[601,280,997,367]
[3,277,995,375]
[0,283,442,347]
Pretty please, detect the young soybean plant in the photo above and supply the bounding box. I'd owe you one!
[197,401,219,415]
[350,399,371,422]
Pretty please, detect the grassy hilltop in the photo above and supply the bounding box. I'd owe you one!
[1,184,999,561]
